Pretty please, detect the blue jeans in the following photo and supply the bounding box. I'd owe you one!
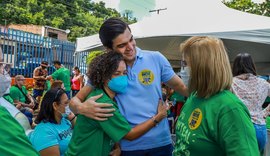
[254,124,267,152]
[121,144,173,156]
[65,91,71,99]
[32,89,44,98]
[72,90,79,97]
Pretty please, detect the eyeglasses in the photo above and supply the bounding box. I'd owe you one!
[0,63,11,75]
[17,79,26,81]
[180,60,187,68]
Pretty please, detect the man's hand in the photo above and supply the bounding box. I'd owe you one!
[28,102,35,109]
[15,103,22,109]
[73,94,115,121]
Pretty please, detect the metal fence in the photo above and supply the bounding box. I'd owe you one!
[0,28,75,77]
[73,51,89,75]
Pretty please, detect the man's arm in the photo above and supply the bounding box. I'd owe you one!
[69,85,115,121]
[79,75,84,89]
[165,75,189,97]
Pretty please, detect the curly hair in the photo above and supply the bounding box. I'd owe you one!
[87,51,124,88]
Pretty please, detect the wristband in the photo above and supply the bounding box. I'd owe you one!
[151,116,159,126]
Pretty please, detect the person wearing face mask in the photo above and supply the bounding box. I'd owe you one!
[71,66,83,97]
[0,49,39,155]
[33,61,49,107]
[29,88,75,156]
[66,52,168,156]
[173,36,259,156]
[179,59,190,87]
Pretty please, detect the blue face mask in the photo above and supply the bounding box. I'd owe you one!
[57,106,70,118]
[108,75,128,94]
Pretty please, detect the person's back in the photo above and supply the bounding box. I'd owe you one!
[174,90,259,156]
[0,57,38,155]
[231,53,270,152]
[232,74,270,124]
[173,36,259,156]
[0,105,39,156]
[52,67,71,92]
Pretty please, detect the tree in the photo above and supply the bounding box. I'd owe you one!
[224,0,270,17]
[0,0,137,42]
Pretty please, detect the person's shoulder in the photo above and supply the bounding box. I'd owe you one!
[0,105,9,115]
[10,86,19,92]
[34,122,54,133]
[140,49,165,60]
[208,90,247,112]
[33,66,40,72]
[89,89,113,103]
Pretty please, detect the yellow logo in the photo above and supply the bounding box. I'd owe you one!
[138,69,154,85]
[188,108,202,130]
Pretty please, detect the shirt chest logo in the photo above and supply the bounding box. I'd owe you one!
[188,108,202,130]
[138,69,154,85]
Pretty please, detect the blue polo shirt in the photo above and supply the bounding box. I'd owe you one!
[116,47,175,151]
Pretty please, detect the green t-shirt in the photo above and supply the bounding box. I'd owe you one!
[3,94,15,105]
[173,90,259,156]
[52,67,71,91]
[265,96,270,103]
[170,91,185,102]
[0,106,39,156]
[266,116,270,129]
[9,86,28,103]
[66,89,131,156]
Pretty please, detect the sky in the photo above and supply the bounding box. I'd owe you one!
[92,0,174,20]
[92,0,266,21]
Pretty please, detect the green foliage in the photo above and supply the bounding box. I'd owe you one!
[0,0,136,42]
[86,50,105,64]
[224,0,270,17]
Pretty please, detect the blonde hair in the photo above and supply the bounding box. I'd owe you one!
[180,36,232,98]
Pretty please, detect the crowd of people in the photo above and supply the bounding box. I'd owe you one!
[0,17,270,156]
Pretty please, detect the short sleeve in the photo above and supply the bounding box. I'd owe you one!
[155,52,175,83]
[218,108,259,156]
[9,87,20,101]
[22,86,28,95]
[99,108,131,142]
[30,125,58,151]
[51,70,59,80]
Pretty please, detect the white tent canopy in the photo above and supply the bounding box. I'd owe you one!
[75,0,270,74]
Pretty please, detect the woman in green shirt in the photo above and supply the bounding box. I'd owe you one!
[173,36,260,156]
[66,51,168,156]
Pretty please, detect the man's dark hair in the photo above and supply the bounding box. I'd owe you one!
[99,17,131,49]
[53,60,61,65]
[232,53,257,76]
[87,51,124,89]
[35,88,66,124]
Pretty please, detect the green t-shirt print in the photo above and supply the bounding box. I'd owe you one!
[173,90,259,156]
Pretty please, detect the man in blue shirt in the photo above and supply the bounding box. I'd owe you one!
[70,18,188,155]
